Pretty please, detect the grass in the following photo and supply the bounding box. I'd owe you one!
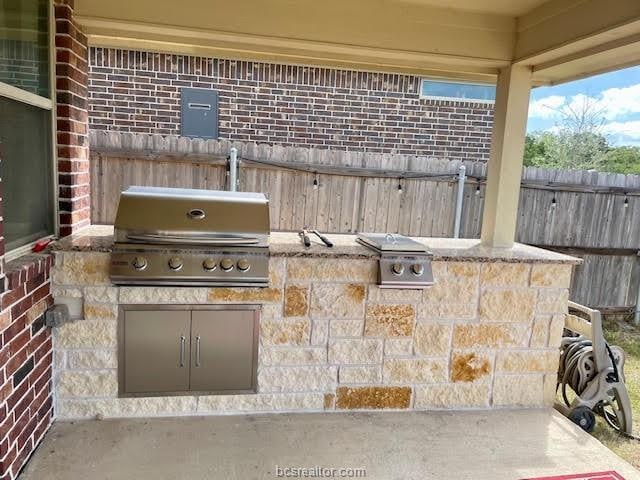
[588,315,640,468]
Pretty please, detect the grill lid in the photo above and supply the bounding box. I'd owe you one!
[114,186,270,246]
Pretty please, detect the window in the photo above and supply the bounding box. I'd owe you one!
[420,79,496,103]
[0,0,55,255]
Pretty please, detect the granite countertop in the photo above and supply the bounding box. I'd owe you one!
[49,225,581,264]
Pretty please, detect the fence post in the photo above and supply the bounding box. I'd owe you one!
[453,164,466,238]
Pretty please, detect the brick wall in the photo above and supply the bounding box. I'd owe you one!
[55,0,90,237]
[0,256,53,480]
[88,48,494,161]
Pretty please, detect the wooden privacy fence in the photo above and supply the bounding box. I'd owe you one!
[89,131,640,312]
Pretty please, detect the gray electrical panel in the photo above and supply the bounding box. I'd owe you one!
[180,88,218,139]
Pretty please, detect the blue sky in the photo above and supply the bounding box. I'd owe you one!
[527,66,640,146]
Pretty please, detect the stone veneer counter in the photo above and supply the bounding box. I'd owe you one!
[49,225,580,419]
[51,225,580,264]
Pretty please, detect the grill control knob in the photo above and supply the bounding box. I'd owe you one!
[132,256,147,271]
[237,259,250,272]
[411,264,424,276]
[220,258,234,271]
[202,258,217,271]
[168,257,183,271]
[391,263,405,276]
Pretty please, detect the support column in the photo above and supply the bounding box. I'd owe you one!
[55,0,91,237]
[480,64,532,248]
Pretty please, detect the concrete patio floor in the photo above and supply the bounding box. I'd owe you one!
[19,409,640,480]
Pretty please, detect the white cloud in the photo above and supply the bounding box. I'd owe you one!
[601,120,640,145]
[528,95,566,118]
[529,83,640,122]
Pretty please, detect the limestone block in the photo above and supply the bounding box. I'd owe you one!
[260,319,309,346]
[83,302,118,321]
[453,323,530,348]
[57,399,119,419]
[260,347,326,366]
[531,264,573,288]
[328,339,383,364]
[310,284,365,319]
[530,316,550,348]
[52,287,83,298]
[84,286,119,304]
[269,257,286,288]
[447,263,480,278]
[364,304,415,337]
[310,319,329,346]
[324,393,335,410]
[367,286,422,303]
[284,285,309,317]
[480,289,536,323]
[54,350,66,370]
[384,338,413,356]
[496,350,560,374]
[56,320,117,349]
[208,287,282,303]
[57,370,117,398]
[431,261,447,279]
[451,351,492,383]
[339,365,381,384]
[261,304,283,319]
[383,358,447,384]
[118,396,197,417]
[120,287,208,304]
[287,258,377,283]
[67,349,118,369]
[493,374,543,407]
[537,289,569,314]
[543,374,557,406]
[480,263,530,286]
[413,324,451,356]
[197,393,324,413]
[329,319,364,337]
[335,386,412,409]
[52,252,110,285]
[414,383,490,409]
[423,275,479,305]
[258,366,337,393]
[548,314,566,348]
[417,303,477,322]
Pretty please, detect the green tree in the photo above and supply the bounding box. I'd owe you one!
[603,146,640,175]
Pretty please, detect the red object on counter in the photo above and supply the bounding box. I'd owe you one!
[32,239,52,253]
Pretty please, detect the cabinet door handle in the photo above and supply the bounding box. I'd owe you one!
[195,336,201,367]
[179,335,186,367]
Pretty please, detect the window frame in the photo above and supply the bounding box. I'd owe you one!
[419,77,496,104]
[1,0,59,262]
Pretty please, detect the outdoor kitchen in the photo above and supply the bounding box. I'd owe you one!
[47,184,579,419]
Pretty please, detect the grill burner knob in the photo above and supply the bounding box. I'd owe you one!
[168,257,183,271]
[411,264,424,276]
[237,259,250,272]
[391,263,405,276]
[220,258,234,271]
[132,256,147,271]
[202,258,217,271]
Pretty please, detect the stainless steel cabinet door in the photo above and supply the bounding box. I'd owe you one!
[190,310,256,392]
[123,310,191,394]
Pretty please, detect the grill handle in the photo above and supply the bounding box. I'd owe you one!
[179,335,186,367]
[126,233,260,245]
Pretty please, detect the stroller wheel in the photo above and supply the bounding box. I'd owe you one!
[569,406,596,432]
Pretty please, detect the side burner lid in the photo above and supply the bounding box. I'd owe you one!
[356,233,429,253]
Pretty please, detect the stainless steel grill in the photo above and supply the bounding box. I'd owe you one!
[110,186,270,287]
[357,233,435,289]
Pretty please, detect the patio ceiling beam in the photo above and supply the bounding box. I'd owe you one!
[480,64,532,248]
[518,0,640,84]
[73,0,514,78]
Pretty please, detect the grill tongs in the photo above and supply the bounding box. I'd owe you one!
[299,228,333,248]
